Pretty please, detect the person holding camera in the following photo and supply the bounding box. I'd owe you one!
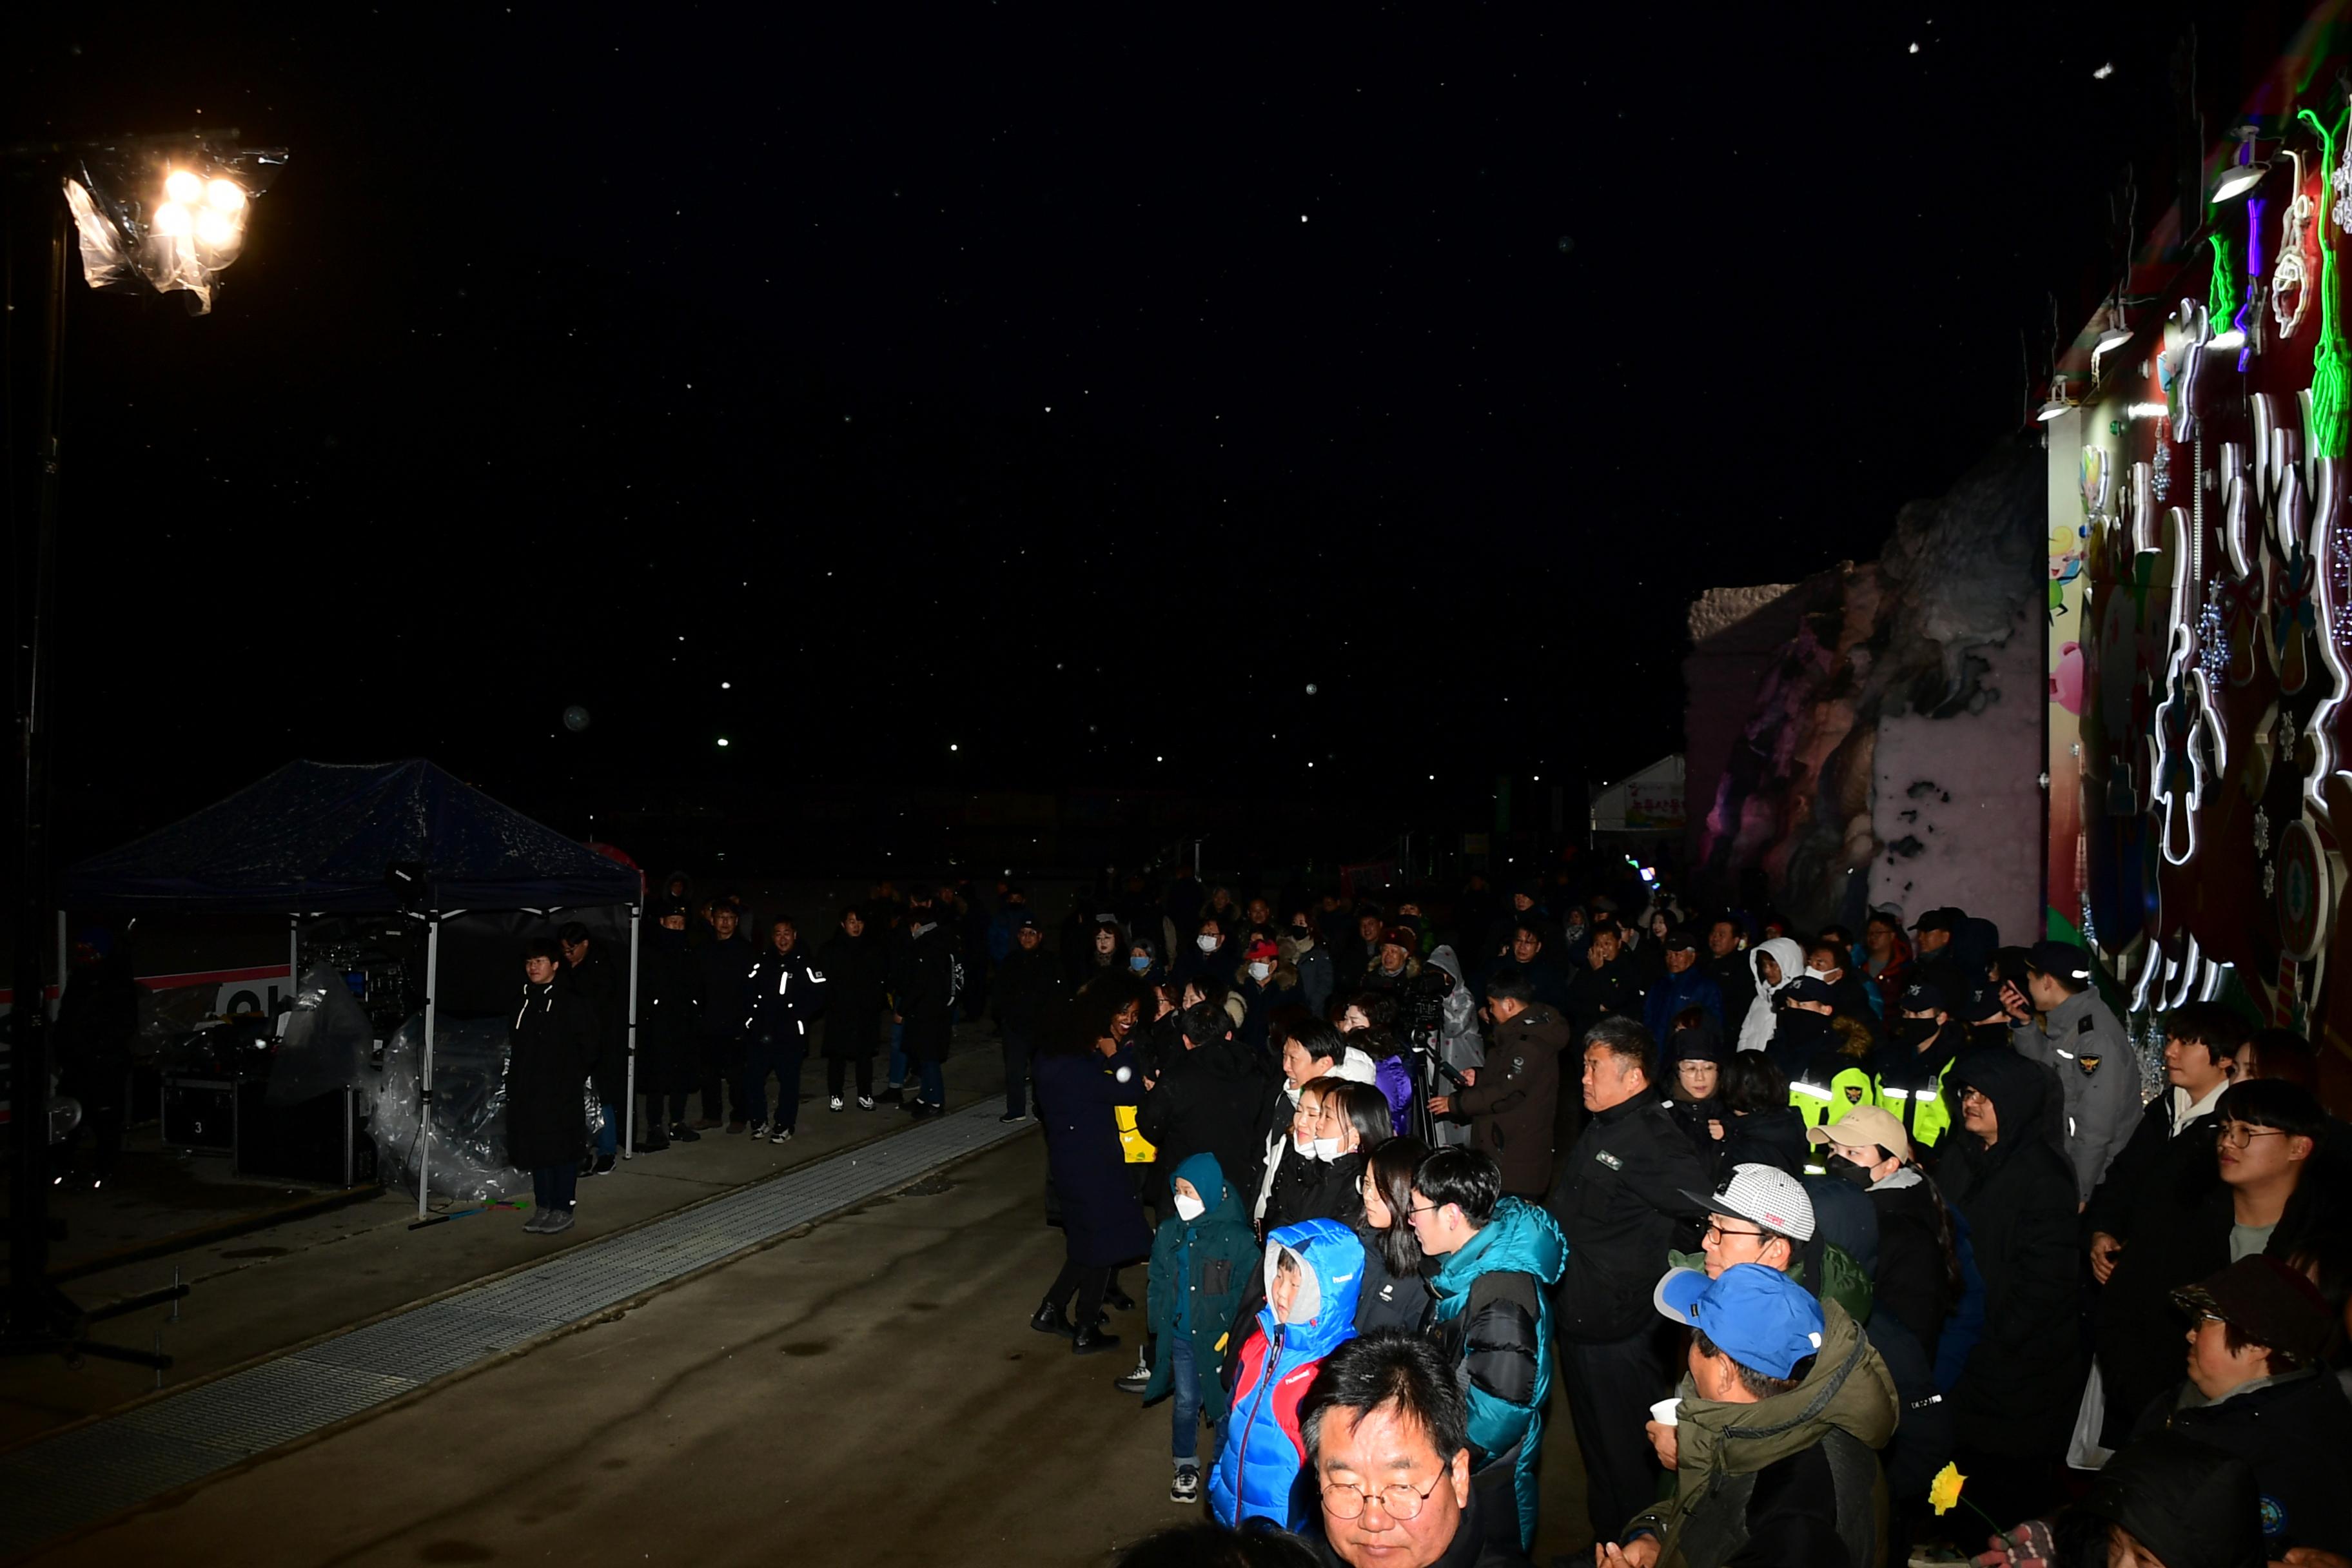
[1429,968,1563,1200]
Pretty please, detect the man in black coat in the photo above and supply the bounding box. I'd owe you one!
[558,921,627,1174]
[992,914,1064,1122]
[634,901,699,1150]
[1562,920,1641,1041]
[1542,1015,1710,1545]
[510,938,598,1235]
[1431,968,1563,1200]
[692,901,757,1131]
[1701,916,1755,1017]
[2084,999,2248,1448]
[2133,1255,2352,1563]
[1139,1000,1269,1206]
[742,916,827,1144]
[892,886,961,1117]
[1934,1048,2083,1527]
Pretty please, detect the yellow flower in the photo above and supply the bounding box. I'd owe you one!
[1928,1462,1967,1517]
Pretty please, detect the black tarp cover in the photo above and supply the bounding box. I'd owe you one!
[63,760,641,914]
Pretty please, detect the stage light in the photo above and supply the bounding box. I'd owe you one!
[205,178,245,212]
[164,168,202,203]
[2210,160,2269,204]
[153,202,191,237]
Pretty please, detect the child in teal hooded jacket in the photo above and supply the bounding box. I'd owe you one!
[1144,1152,1260,1502]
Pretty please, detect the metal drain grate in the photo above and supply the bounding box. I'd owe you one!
[0,1096,1025,1558]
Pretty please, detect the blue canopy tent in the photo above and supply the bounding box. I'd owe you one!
[63,760,644,1215]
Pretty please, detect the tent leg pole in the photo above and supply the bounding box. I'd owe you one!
[419,912,439,1221]
[623,904,640,1160]
[52,911,65,1021]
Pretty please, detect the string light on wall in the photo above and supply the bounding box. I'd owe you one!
[2275,150,2315,340]
[2296,106,2352,811]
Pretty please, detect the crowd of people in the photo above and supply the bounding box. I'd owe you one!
[1002,870,2352,1568]
[489,862,2352,1567]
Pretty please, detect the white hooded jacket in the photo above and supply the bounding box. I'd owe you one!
[1736,936,1808,1056]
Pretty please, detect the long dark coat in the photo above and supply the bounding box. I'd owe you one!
[634,926,699,1092]
[2083,1092,2232,1447]
[561,946,629,1107]
[1936,1049,2086,1457]
[818,927,889,1061]
[895,920,959,1064]
[1035,1044,1152,1267]
[505,981,596,1170]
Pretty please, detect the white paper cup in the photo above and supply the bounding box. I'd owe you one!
[1649,1397,1681,1428]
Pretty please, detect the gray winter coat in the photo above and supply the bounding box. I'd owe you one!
[2013,986,2142,1202]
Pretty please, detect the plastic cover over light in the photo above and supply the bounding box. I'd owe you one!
[61,135,287,313]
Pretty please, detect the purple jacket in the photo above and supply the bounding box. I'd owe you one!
[1375,1054,1414,1135]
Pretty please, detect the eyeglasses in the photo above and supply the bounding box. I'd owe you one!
[2217,1123,2289,1150]
[1407,1203,1443,1220]
[1703,1220,1768,1244]
[1958,1090,1991,1110]
[1322,1472,1447,1522]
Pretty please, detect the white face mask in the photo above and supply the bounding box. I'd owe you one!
[1312,1135,1344,1162]
[1284,1082,1302,1106]
[1173,1192,1206,1222]
[1248,961,1272,982]
[1197,935,1220,954]
[1294,1130,1319,1157]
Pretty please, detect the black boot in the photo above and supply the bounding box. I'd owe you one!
[1070,1322,1121,1356]
[1030,1301,1076,1338]
[1102,1280,1136,1311]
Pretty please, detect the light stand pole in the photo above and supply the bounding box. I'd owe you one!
[5,132,280,1366]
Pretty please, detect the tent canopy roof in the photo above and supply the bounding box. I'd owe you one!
[63,760,640,914]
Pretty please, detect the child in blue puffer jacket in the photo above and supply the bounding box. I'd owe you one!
[1206,1217,1365,1531]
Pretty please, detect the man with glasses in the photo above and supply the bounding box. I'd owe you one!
[1542,1017,1710,1549]
[1298,1329,1533,1567]
[2213,1079,2326,1260]
[1644,1164,1888,1475]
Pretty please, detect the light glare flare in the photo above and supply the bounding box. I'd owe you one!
[164,169,202,204]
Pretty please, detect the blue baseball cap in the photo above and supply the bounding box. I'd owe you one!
[1653,1263,1826,1380]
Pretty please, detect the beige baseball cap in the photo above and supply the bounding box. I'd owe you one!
[1803,1104,1913,1164]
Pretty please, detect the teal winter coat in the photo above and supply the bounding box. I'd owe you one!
[1144,1152,1260,1420]
[1426,1195,1567,1549]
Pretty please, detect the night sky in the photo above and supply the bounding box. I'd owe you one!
[6,1,2304,868]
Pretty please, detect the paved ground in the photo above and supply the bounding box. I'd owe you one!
[6,1039,1597,1566]
[0,1043,1015,1449]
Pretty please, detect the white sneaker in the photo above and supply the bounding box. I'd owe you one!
[828,1095,845,1112]
[770,1126,793,1144]
[856,1096,875,1110]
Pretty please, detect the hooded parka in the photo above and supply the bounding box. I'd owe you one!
[1206,1219,1366,1531]
[1142,1152,1261,1422]
[1735,938,1807,1056]
[1934,1048,2086,1457]
[1620,1291,1899,1568]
